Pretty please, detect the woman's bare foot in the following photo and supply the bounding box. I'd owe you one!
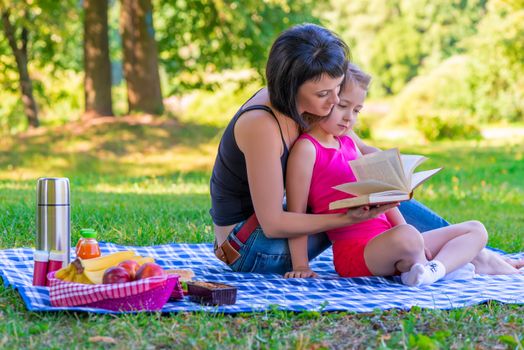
[471,249,520,275]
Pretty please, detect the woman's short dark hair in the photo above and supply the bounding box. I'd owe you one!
[266,23,350,129]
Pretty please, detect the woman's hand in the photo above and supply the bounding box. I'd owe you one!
[345,203,400,224]
[284,266,318,279]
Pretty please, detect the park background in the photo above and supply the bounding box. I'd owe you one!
[1,0,523,349]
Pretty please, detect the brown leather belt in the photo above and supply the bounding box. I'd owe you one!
[229,213,259,250]
[214,213,259,265]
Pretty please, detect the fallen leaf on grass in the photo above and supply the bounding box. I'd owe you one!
[88,336,117,344]
[380,334,391,341]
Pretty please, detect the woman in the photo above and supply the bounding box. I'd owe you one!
[210,23,522,275]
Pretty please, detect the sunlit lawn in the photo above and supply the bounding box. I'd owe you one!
[0,111,523,349]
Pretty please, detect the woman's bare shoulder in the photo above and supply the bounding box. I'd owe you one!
[235,93,283,146]
[242,87,269,107]
[234,109,284,157]
[235,107,280,137]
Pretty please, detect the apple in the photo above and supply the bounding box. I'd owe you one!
[135,262,165,280]
[117,260,141,280]
[102,266,131,284]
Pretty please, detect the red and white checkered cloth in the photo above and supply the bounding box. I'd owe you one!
[48,272,169,307]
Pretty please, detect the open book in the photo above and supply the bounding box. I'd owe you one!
[329,148,442,210]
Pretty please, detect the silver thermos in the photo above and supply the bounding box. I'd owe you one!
[36,178,71,265]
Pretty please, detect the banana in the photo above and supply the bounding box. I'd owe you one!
[82,269,105,285]
[55,264,74,281]
[54,262,94,284]
[54,251,156,284]
[79,251,137,271]
[134,256,155,265]
[71,270,93,284]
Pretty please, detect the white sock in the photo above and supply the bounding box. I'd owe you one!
[442,263,476,280]
[401,260,446,286]
[401,263,426,286]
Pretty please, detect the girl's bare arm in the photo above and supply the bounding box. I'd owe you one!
[386,207,407,226]
[285,139,318,277]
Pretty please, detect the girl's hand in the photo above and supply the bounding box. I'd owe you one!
[345,203,400,223]
[284,267,318,279]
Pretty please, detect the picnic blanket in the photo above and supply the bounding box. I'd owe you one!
[0,242,523,314]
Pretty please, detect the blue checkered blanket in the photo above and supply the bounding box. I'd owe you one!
[1,242,523,314]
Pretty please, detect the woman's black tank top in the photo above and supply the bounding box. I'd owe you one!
[209,103,289,226]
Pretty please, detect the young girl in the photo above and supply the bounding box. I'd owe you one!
[284,64,490,286]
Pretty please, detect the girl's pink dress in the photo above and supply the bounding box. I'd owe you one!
[299,133,393,277]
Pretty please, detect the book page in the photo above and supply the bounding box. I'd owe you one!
[333,180,401,195]
[329,190,410,210]
[329,195,371,210]
[369,191,411,203]
[369,190,410,198]
[410,168,443,190]
[349,149,407,190]
[400,154,427,178]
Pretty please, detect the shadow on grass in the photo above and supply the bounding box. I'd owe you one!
[0,117,223,177]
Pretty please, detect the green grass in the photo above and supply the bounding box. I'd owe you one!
[0,111,523,349]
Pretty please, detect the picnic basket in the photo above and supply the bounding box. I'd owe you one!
[48,271,182,311]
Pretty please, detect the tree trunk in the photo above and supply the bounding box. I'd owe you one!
[84,0,113,117]
[1,10,39,128]
[120,0,163,115]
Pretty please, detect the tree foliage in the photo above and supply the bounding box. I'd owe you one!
[388,0,524,126]
[466,0,524,122]
[0,0,81,80]
[154,0,318,93]
[324,0,487,96]
[1,0,523,131]
[0,0,81,131]
[2,7,40,127]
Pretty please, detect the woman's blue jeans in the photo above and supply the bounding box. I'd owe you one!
[227,199,450,274]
